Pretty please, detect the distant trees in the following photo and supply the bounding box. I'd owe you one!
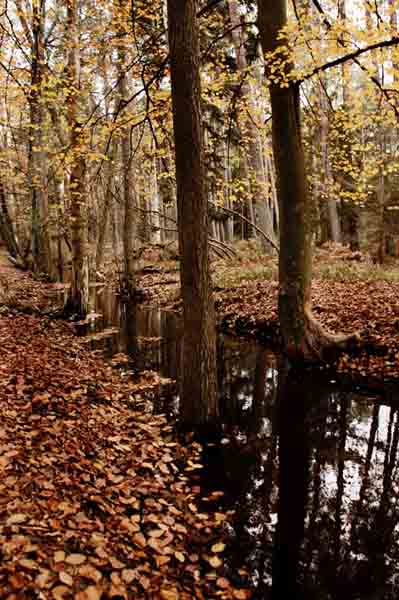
[0,0,398,356]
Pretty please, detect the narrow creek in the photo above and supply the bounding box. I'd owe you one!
[70,286,399,599]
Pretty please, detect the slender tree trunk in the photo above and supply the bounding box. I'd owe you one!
[29,0,51,275]
[364,0,386,263]
[0,178,20,258]
[150,150,161,244]
[320,86,342,243]
[158,149,177,242]
[95,156,115,271]
[116,12,136,298]
[64,0,89,316]
[228,0,276,250]
[257,0,358,362]
[167,0,218,426]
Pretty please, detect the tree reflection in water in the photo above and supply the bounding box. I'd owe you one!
[78,295,399,599]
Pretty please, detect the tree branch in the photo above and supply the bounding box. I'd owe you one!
[301,36,399,82]
[308,0,399,118]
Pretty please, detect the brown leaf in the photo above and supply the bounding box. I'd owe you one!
[208,555,223,568]
[75,586,103,600]
[6,513,27,526]
[233,590,250,599]
[52,585,70,600]
[81,585,103,600]
[109,557,126,570]
[133,532,146,548]
[211,542,226,553]
[160,587,179,600]
[121,568,137,584]
[174,551,185,563]
[156,555,171,567]
[148,537,163,553]
[148,528,164,538]
[19,559,38,570]
[59,571,73,586]
[65,553,87,566]
[78,564,102,583]
[54,551,66,563]
[35,569,52,589]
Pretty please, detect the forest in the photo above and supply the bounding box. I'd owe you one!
[1,0,399,598]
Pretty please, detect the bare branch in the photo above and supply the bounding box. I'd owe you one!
[301,36,399,82]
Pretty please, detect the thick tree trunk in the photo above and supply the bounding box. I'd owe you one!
[64,0,89,317]
[167,0,218,425]
[257,0,358,362]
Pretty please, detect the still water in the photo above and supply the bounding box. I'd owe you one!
[75,288,399,599]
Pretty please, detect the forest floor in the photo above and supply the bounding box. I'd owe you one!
[0,252,250,600]
[134,242,399,383]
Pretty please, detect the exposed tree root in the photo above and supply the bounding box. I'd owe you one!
[285,307,361,364]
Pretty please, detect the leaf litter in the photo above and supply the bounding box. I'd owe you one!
[0,255,251,599]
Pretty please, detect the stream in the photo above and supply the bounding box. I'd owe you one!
[71,286,399,599]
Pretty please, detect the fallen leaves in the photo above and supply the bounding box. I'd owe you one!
[65,553,87,566]
[6,513,27,526]
[216,277,399,381]
[0,253,254,599]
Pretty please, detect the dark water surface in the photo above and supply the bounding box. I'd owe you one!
[74,288,399,599]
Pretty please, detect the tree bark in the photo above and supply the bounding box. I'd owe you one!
[167,0,218,425]
[320,83,342,243]
[116,8,137,298]
[64,0,89,317]
[96,142,115,271]
[228,0,277,250]
[29,0,51,275]
[0,178,20,259]
[257,0,358,362]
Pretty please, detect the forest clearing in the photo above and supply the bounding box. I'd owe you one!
[2,0,399,597]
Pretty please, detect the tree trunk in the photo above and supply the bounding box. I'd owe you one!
[150,150,161,244]
[116,11,137,298]
[64,0,89,317]
[29,0,51,275]
[0,178,20,258]
[257,0,358,362]
[228,0,276,250]
[96,142,115,271]
[167,0,218,426]
[320,85,342,243]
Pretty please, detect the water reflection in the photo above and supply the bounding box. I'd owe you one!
[76,289,399,598]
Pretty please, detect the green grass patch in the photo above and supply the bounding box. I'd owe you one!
[213,263,277,288]
[314,261,399,283]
